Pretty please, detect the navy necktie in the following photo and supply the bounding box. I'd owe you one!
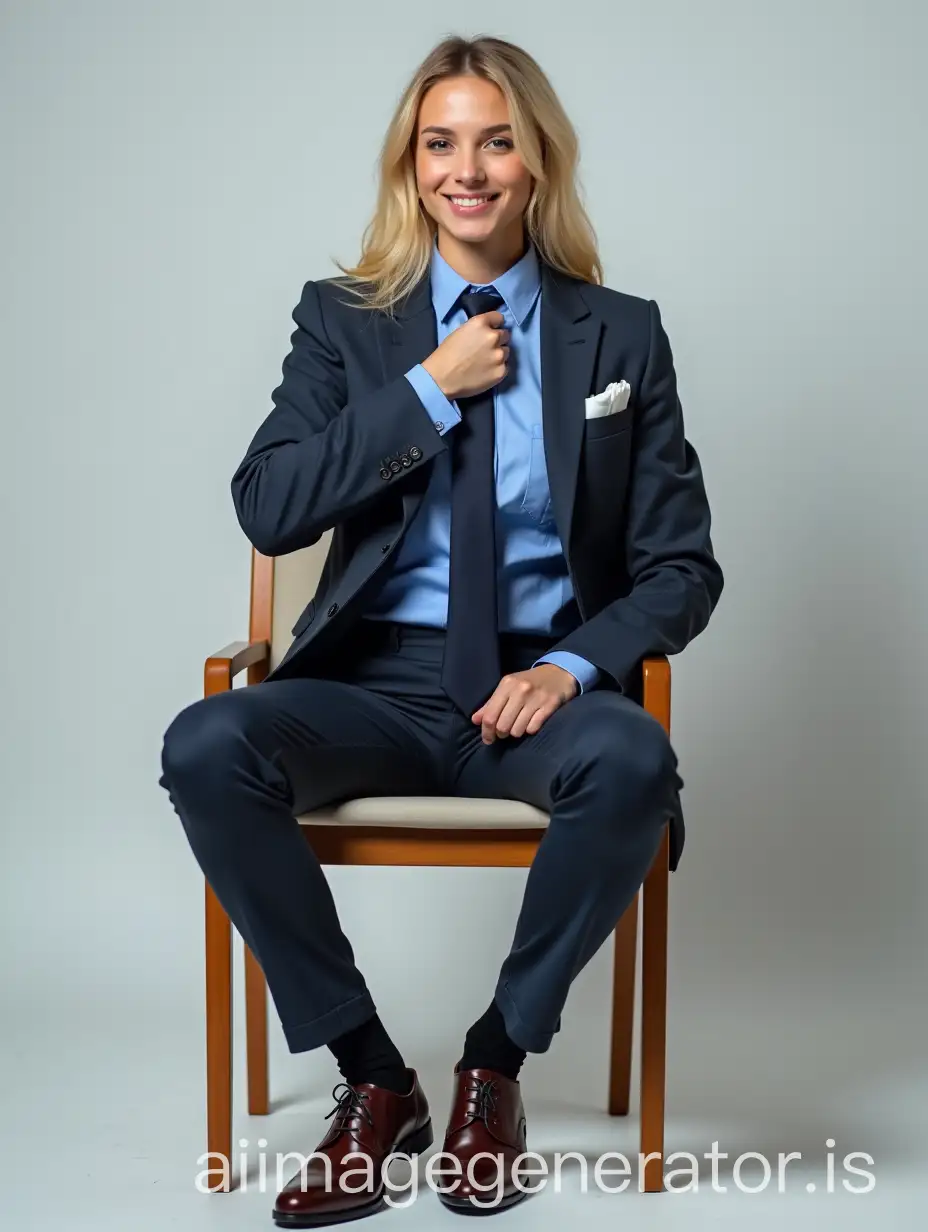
[441,287,505,716]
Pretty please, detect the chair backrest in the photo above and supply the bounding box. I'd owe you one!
[264,532,332,670]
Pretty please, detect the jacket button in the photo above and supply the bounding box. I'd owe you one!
[409,446,422,460]
[389,459,401,474]
[379,466,391,481]
[400,453,411,467]
[327,603,339,617]
[381,543,391,552]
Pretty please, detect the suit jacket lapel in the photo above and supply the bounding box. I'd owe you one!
[539,261,601,552]
[376,257,603,551]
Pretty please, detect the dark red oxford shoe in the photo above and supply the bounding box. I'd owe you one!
[437,1064,529,1214]
[273,1070,433,1227]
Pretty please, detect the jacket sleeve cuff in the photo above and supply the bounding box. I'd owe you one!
[533,652,601,694]
[404,365,461,435]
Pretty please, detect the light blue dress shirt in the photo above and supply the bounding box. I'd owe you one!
[364,237,599,693]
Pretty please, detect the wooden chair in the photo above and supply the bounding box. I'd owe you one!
[202,537,671,1193]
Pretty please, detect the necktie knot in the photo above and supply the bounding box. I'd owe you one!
[459,288,504,320]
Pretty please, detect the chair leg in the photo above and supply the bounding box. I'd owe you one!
[607,892,639,1115]
[640,825,669,1193]
[245,946,269,1115]
[205,880,233,1192]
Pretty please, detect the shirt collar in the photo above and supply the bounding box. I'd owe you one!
[429,235,541,327]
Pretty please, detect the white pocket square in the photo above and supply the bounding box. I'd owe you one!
[584,380,631,419]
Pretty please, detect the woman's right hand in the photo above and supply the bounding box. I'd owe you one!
[422,310,509,401]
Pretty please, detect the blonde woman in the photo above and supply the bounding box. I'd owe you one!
[160,33,722,1225]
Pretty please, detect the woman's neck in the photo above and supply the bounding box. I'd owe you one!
[436,227,527,286]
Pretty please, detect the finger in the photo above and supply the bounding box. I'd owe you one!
[480,694,502,739]
[493,691,530,738]
[482,697,511,742]
[524,700,559,736]
[479,691,506,742]
[506,706,534,740]
[510,700,549,739]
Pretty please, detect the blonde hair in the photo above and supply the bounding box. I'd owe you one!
[331,34,603,314]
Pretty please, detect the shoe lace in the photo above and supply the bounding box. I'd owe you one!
[464,1077,499,1124]
[324,1082,374,1135]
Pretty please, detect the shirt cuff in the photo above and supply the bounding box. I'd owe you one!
[404,365,461,435]
[533,652,600,694]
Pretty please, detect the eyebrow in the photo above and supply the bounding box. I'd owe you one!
[420,124,513,137]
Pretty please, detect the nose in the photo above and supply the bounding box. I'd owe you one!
[451,152,488,187]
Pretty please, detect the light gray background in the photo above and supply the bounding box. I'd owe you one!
[2,0,925,1227]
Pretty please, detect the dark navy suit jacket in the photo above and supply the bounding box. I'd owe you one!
[231,259,724,866]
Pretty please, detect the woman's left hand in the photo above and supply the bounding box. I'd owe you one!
[471,664,579,743]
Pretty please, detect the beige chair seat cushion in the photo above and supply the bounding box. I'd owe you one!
[297,795,550,828]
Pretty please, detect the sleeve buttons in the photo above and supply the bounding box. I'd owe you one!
[409,446,422,460]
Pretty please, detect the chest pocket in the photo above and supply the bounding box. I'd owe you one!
[518,423,553,525]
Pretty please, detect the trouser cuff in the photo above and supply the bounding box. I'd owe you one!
[282,991,377,1053]
[494,980,561,1053]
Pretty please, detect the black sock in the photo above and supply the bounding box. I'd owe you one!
[458,999,527,1082]
[327,1012,410,1095]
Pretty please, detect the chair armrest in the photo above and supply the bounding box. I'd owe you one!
[641,655,671,733]
[204,640,270,696]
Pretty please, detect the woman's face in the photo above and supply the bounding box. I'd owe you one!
[414,75,533,253]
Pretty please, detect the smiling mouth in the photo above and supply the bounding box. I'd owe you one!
[442,192,501,206]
